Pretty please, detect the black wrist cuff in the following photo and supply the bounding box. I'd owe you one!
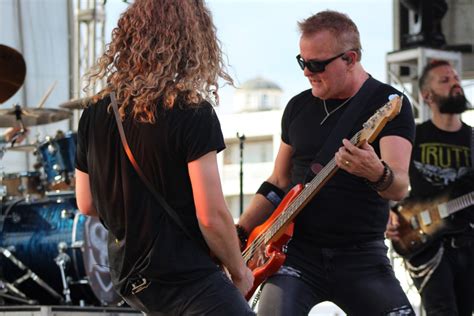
[365,161,394,192]
[256,181,285,207]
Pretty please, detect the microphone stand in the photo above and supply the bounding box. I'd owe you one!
[236,133,246,215]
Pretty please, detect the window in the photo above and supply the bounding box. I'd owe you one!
[223,138,273,165]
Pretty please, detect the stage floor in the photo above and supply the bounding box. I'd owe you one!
[0,305,141,315]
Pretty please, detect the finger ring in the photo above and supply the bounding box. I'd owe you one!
[344,160,350,165]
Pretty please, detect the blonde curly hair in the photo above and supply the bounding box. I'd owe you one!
[84,0,233,123]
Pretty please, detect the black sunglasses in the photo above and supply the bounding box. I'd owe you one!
[296,52,346,73]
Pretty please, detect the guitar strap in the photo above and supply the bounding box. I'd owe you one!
[109,92,195,241]
[471,125,473,167]
[309,77,383,176]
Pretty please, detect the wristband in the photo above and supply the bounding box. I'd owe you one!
[365,161,394,192]
[256,181,285,207]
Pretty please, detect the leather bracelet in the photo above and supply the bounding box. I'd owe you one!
[365,161,394,192]
[235,224,249,248]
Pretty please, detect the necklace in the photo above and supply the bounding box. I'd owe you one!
[320,97,353,125]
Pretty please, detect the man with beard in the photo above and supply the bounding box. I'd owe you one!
[387,60,473,315]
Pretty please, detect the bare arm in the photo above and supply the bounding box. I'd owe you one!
[335,135,412,201]
[75,168,99,217]
[238,141,293,233]
[188,151,253,295]
[385,209,400,241]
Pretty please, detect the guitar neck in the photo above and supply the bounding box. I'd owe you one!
[440,191,474,218]
[265,131,361,242]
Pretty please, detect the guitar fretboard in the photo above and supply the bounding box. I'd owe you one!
[439,191,474,218]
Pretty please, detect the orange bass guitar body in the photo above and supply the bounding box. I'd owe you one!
[243,184,303,300]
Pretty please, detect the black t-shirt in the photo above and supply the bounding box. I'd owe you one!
[281,78,415,248]
[76,96,225,287]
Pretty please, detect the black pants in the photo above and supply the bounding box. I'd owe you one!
[122,271,255,315]
[412,241,474,316]
[257,240,414,316]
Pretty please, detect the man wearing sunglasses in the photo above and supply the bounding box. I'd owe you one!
[238,10,415,315]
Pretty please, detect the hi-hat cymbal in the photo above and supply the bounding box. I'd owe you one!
[0,44,26,104]
[59,96,91,110]
[0,106,72,127]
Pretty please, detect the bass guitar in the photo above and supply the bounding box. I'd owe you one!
[391,190,474,259]
[242,95,403,300]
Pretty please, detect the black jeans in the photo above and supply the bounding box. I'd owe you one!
[122,271,255,315]
[412,241,474,316]
[257,240,414,316]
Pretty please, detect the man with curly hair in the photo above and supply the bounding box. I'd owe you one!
[75,0,254,314]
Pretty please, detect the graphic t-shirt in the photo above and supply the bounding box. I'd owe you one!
[410,120,472,197]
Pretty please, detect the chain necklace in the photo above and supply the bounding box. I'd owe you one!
[320,97,353,125]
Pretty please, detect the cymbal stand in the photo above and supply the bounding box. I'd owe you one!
[54,242,72,304]
[0,277,36,305]
[0,247,64,303]
[12,105,27,147]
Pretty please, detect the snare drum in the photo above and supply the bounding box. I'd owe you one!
[0,193,119,305]
[0,171,43,199]
[38,132,77,190]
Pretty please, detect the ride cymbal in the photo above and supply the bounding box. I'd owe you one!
[0,106,72,127]
[0,44,26,104]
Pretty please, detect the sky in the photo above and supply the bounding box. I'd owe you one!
[105,0,395,113]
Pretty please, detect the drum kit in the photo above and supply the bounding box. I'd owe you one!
[0,45,119,306]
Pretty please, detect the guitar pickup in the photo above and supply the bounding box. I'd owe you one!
[410,216,419,229]
[419,210,432,226]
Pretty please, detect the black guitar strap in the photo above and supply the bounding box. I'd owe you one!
[310,77,383,175]
[471,125,474,167]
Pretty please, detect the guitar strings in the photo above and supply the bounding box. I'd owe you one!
[243,101,396,262]
[242,131,362,262]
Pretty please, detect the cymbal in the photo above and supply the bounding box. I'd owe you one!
[0,106,72,127]
[6,143,37,152]
[0,44,26,104]
[59,96,91,110]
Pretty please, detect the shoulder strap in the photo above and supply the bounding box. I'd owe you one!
[109,92,195,241]
[471,125,474,167]
[310,77,383,173]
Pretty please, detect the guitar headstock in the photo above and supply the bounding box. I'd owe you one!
[357,95,403,145]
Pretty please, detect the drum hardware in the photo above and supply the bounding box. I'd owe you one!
[55,242,72,304]
[0,278,36,305]
[61,208,76,219]
[0,247,64,303]
[0,196,120,306]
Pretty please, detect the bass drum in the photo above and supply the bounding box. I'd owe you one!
[0,193,119,305]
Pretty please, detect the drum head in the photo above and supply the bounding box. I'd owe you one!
[74,215,120,304]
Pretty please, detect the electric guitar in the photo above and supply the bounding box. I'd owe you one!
[391,190,474,259]
[242,95,403,300]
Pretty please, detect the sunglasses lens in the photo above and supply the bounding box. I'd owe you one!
[307,61,324,73]
[297,57,305,70]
